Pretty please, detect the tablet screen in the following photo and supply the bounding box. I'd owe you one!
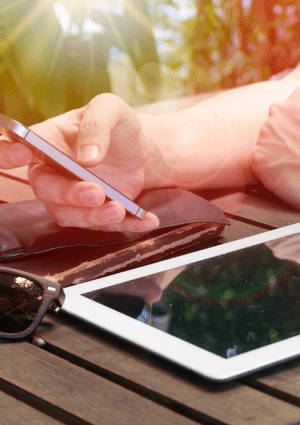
[83,233,300,359]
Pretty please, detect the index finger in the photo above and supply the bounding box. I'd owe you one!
[0,133,32,168]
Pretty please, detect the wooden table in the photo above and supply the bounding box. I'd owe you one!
[1,167,300,425]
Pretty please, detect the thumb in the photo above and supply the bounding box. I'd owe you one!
[76,93,136,167]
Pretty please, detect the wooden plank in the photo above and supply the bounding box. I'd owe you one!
[211,192,300,228]
[246,358,300,405]
[221,217,267,242]
[0,389,61,425]
[30,217,297,425]
[37,313,300,425]
[0,174,35,203]
[0,342,201,425]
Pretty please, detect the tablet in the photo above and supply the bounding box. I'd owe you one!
[62,222,300,382]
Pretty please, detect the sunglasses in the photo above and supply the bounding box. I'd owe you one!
[0,267,65,341]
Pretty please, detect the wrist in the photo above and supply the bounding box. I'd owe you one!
[138,113,177,190]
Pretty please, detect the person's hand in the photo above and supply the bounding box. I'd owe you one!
[0,94,160,232]
[0,129,33,169]
[252,86,300,209]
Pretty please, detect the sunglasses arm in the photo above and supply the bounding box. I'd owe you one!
[30,285,65,346]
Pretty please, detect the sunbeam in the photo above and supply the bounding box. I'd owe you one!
[124,0,153,32]
[0,0,53,55]
[0,0,29,14]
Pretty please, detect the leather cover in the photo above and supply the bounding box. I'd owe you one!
[0,188,230,287]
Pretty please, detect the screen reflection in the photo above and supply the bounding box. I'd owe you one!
[83,233,300,358]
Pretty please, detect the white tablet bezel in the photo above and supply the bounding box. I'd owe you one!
[62,222,300,381]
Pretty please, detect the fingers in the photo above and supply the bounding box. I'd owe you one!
[45,201,159,232]
[43,200,126,228]
[0,134,32,169]
[28,163,160,232]
[96,212,160,233]
[28,163,106,207]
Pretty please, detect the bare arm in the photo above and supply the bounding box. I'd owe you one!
[1,70,300,230]
[141,72,300,190]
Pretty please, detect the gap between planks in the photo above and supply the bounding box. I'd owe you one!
[43,341,225,425]
[0,375,92,425]
[0,341,202,425]
[0,385,61,425]
[36,312,300,425]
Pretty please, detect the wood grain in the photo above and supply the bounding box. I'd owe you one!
[212,192,300,228]
[2,166,300,425]
[0,388,61,425]
[0,341,201,425]
[38,313,300,425]
[247,358,300,404]
[220,217,267,242]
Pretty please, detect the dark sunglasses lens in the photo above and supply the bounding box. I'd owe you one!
[0,273,43,334]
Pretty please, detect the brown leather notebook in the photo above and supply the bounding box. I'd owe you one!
[0,188,229,287]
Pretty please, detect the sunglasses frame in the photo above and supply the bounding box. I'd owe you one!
[0,267,65,339]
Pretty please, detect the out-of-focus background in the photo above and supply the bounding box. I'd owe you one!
[0,0,299,125]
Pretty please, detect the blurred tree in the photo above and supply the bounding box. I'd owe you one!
[0,0,160,125]
[177,0,300,93]
[2,0,300,125]
[91,0,161,100]
[0,0,62,124]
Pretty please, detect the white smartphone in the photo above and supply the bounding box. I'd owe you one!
[0,114,146,219]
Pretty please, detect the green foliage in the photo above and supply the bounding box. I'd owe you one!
[0,0,160,124]
[269,329,278,343]
[160,242,299,358]
[2,0,300,123]
[151,0,300,94]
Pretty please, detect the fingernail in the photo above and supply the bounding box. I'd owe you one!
[144,216,160,229]
[78,145,100,163]
[10,146,31,165]
[80,188,101,207]
[101,206,123,222]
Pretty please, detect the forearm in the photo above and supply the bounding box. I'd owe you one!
[141,74,300,190]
